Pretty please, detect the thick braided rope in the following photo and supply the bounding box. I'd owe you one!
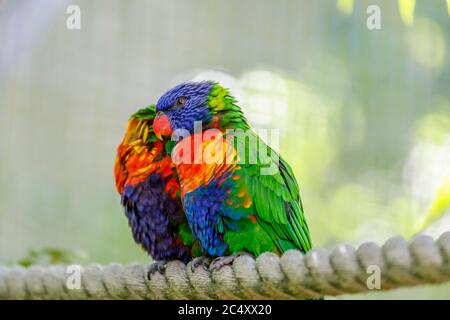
[1,233,449,299]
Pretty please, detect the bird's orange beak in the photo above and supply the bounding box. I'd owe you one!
[153,113,173,140]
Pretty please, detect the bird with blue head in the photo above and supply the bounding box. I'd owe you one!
[152,81,312,270]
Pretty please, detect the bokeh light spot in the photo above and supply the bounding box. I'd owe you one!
[398,0,416,26]
[337,0,354,16]
[408,17,446,70]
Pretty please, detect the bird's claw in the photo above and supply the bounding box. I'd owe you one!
[190,256,211,272]
[147,260,167,279]
[209,252,248,271]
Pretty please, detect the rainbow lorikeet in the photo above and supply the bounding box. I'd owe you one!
[153,81,312,268]
[114,105,199,268]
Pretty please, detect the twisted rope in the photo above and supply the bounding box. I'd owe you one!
[1,233,449,299]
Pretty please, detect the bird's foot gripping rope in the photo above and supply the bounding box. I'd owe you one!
[190,256,211,273]
[147,260,168,279]
[209,253,251,271]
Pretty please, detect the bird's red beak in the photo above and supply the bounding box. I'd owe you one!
[153,113,173,140]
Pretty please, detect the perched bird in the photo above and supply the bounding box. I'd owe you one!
[114,105,199,269]
[153,81,312,268]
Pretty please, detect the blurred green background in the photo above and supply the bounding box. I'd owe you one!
[0,0,449,298]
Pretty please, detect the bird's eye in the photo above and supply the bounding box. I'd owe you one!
[174,96,187,108]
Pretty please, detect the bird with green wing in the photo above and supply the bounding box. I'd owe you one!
[153,81,312,269]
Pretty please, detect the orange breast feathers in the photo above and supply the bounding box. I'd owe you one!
[114,118,176,195]
[172,130,238,196]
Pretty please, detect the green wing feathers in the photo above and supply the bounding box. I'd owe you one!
[237,132,312,253]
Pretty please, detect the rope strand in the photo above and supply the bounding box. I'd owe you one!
[1,233,449,299]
